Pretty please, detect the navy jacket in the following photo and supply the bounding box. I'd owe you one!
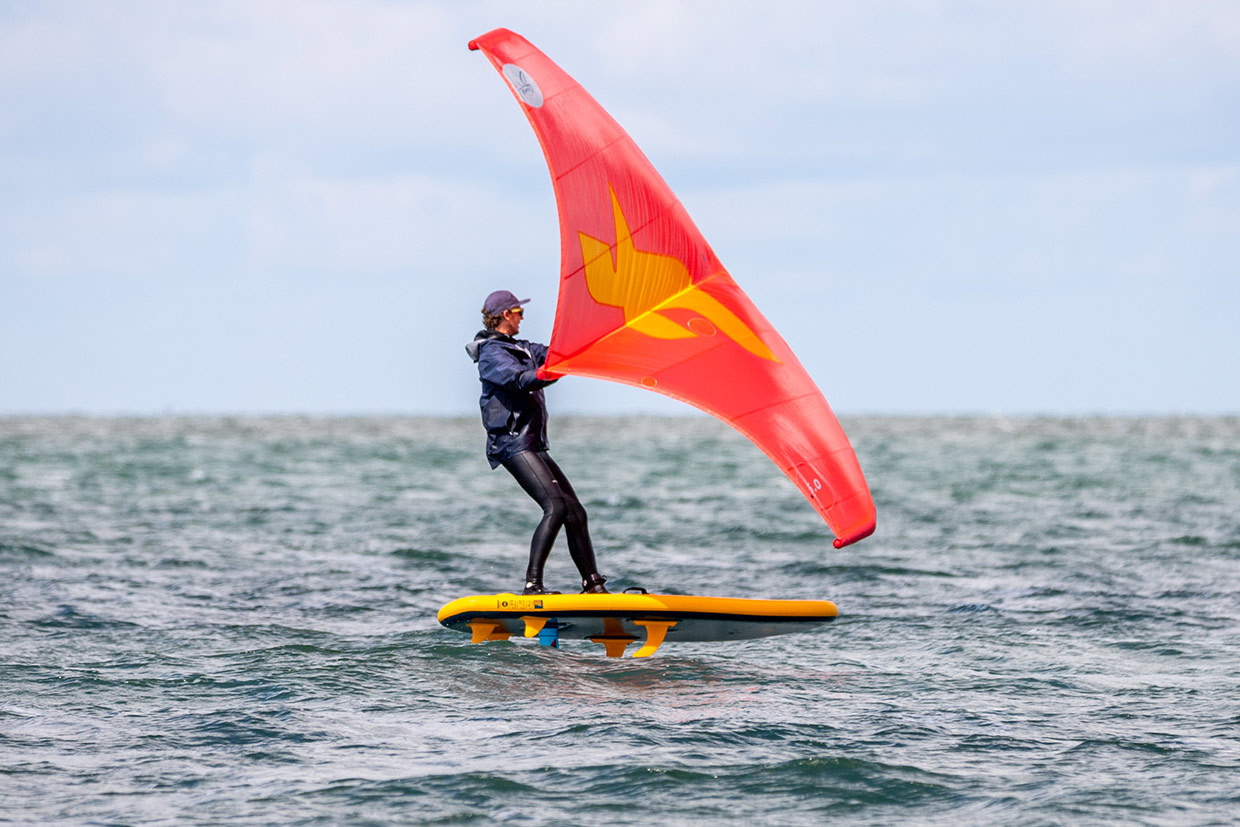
[465,330,558,468]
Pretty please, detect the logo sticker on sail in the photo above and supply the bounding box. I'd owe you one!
[501,64,543,108]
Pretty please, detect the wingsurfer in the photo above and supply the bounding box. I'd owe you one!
[465,290,609,596]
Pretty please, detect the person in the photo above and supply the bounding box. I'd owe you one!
[465,289,608,596]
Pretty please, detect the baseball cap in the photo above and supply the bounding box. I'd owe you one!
[483,290,531,315]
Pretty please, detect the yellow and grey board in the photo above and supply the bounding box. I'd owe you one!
[437,592,838,658]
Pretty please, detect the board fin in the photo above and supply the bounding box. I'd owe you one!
[522,616,549,638]
[589,618,637,657]
[469,619,511,643]
[589,635,636,657]
[633,619,677,658]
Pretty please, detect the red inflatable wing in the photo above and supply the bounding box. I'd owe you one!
[469,28,875,548]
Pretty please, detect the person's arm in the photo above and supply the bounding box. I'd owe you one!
[528,342,561,384]
[478,342,556,390]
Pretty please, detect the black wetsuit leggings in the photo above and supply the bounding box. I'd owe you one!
[501,450,599,586]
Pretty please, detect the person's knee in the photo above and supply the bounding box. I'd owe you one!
[564,500,588,528]
[542,497,569,524]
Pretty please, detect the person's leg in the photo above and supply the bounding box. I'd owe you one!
[538,453,606,592]
[501,451,568,593]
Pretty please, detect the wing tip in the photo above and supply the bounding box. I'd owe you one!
[468,27,518,52]
[833,516,877,549]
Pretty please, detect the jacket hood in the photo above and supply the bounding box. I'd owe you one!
[465,329,511,363]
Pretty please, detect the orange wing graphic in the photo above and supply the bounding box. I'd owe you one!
[579,188,778,362]
[469,29,875,549]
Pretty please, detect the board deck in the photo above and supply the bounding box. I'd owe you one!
[437,592,838,658]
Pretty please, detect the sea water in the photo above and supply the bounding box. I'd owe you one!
[2,415,1238,825]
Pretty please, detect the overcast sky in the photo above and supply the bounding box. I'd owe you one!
[2,0,1236,416]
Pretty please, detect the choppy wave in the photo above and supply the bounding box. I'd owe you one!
[2,415,1238,824]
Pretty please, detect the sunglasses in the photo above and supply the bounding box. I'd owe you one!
[508,307,524,316]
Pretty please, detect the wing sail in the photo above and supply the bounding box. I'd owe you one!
[469,29,875,548]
